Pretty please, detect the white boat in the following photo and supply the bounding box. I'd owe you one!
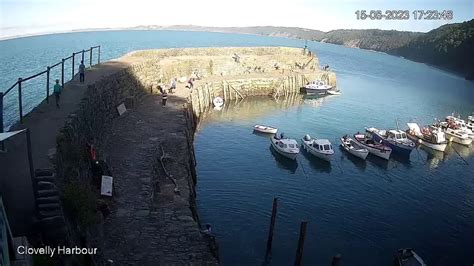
[304,80,333,95]
[467,115,474,131]
[353,133,392,160]
[340,135,369,160]
[445,115,474,139]
[254,124,278,134]
[213,96,224,107]
[436,122,472,146]
[406,123,447,152]
[301,134,334,162]
[326,89,342,95]
[270,133,300,160]
[394,248,426,266]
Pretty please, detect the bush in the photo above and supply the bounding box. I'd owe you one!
[61,181,99,229]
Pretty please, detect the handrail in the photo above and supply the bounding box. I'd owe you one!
[1,45,101,133]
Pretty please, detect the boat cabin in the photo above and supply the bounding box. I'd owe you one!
[312,139,333,152]
[388,130,408,141]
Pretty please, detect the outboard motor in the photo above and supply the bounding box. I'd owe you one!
[304,134,311,141]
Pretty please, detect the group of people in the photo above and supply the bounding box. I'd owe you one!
[53,60,86,108]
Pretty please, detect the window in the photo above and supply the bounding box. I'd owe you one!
[324,144,330,150]
[288,144,295,148]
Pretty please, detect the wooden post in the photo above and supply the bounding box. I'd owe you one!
[294,221,308,266]
[25,128,37,214]
[61,59,65,87]
[0,91,4,151]
[98,46,101,64]
[264,197,278,265]
[331,254,342,266]
[46,67,50,103]
[72,53,75,80]
[18,78,23,123]
[89,47,93,67]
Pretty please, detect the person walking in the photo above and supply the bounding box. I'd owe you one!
[162,89,168,106]
[53,79,62,108]
[79,60,85,83]
[169,78,176,93]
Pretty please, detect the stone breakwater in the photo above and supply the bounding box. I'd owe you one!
[52,47,335,264]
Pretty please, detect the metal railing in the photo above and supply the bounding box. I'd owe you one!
[0,45,101,133]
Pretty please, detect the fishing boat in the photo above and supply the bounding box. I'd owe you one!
[365,127,415,156]
[445,116,474,139]
[466,115,474,131]
[435,122,472,146]
[393,248,426,266]
[304,80,332,95]
[253,125,278,134]
[353,133,392,160]
[301,134,334,162]
[340,135,369,160]
[406,123,447,152]
[270,133,299,160]
[213,96,224,108]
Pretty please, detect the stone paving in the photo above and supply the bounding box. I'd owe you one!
[97,91,218,265]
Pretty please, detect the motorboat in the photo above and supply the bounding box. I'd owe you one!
[326,89,342,95]
[270,133,300,160]
[353,133,392,160]
[301,134,334,162]
[435,122,472,146]
[213,96,224,108]
[365,127,415,156]
[303,80,333,95]
[340,135,369,160]
[393,248,426,266]
[466,115,474,131]
[445,116,474,139]
[254,124,278,134]
[406,123,447,152]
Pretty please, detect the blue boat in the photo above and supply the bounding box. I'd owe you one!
[365,127,415,156]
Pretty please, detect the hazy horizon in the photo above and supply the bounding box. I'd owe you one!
[1,0,473,39]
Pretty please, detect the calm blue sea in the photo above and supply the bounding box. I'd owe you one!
[1,30,474,265]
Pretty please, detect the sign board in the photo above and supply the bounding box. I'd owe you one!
[117,103,127,116]
[101,175,113,197]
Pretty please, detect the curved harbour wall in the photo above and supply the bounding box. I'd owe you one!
[51,47,336,264]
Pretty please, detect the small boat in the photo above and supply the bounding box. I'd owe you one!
[393,248,426,266]
[303,80,333,95]
[466,115,474,131]
[435,122,472,146]
[213,96,224,108]
[270,133,300,160]
[326,88,342,95]
[353,133,392,160]
[406,123,447,152]
[340,135,369,160]
[366,127,415,156]
[301,134,334,162]
[254,124,278,134]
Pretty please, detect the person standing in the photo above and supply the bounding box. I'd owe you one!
[79,60,85,83]
[53,79,62,108]
[169,78,176,93]
[162,89,168,106]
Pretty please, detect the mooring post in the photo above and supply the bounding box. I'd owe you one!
[98,45,101,64]
[294,221,308,266]
[264,197,279,265]
[18,78,23,123]
[72,53,75,79]
[61,58,65,87]
[89,47,93,67]
[331,254,342,266]
[46,67,50,103]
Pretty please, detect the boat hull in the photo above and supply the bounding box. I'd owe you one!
[370,132,413,156]
[254,125,278,134]
[445,132,472,146]
[406,133,447,152]
[353,137,391,160]
[340,138,369,160]
[302,140,332,162]
[270,140,299,160]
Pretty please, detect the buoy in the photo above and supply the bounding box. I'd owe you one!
[213,96,224,108]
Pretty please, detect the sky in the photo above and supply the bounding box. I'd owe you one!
[0,0,473,38]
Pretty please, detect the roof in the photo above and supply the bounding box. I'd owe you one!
[314,139,331,145]
[279,138,298,145]
[0,129,25,142]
